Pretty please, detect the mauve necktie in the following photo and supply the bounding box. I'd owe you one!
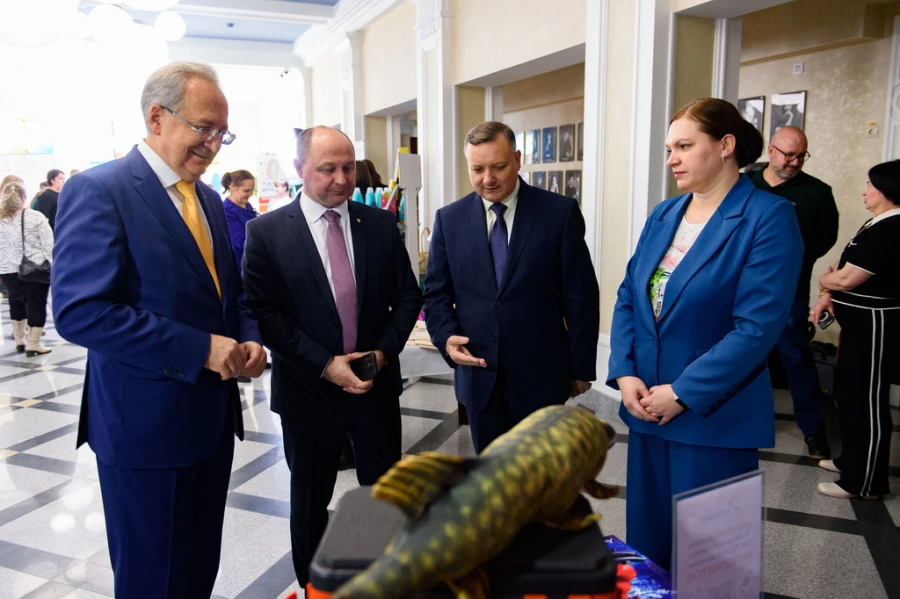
[489,202,508,286]
[175,180,221,297]
[323,210,358,354]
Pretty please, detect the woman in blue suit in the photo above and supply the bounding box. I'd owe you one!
[608,98,803,569]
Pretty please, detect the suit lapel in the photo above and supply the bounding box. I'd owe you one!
[287,201,340,321]
[128,149,220,299]
[634,196,688,331]
[656,176,752,323]
[347,202,367,313]
[466,195,497,293]
[499,181,538,295]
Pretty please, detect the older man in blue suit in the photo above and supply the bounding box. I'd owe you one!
[52,62,265,598]
[424,121,600,453]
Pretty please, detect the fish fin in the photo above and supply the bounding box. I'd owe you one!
[447,566,490,599]
[372,453,477,518]
[584,479,619,499]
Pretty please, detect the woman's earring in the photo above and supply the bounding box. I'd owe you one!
[721,154,726,162]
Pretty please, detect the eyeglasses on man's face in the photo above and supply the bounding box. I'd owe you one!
[162,106,236,146]
[771,144,810,164]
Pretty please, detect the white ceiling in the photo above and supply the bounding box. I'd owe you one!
[79,0,340,44]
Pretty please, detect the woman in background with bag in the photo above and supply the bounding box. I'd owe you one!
[0,180,53,356]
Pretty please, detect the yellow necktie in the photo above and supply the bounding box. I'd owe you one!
[175,180,221,298]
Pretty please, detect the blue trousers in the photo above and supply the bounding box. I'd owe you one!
[96,411,235,598]
[626,430,758,571]
[775,298,826,436]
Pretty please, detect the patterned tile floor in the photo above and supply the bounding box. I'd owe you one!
[0,301,898,598]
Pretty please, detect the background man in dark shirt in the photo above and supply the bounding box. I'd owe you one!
[34,169,65,230]
[750,126,839,459]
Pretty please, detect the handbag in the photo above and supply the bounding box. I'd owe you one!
[17,210,51,285]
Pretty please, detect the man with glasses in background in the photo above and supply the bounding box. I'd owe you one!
[750,125,839,460]
[52,61,264,597]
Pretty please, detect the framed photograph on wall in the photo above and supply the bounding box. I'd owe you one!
[577,122,584,161]
[564,170,582,203]
[738,96,765,134]
[526,129,540,164]
[515,131,525,157]
[770,91,806,138]
[532,171,547,189]
[548,170,563,194]
[559,124,575,162]
[542,127,557,163]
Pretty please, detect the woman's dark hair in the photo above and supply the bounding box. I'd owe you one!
[46,169,64,185]
[670,98,764,169]
[362,159,387,187]
[355,160,373,190]
[221,169,254,193]
[868,160,900,206]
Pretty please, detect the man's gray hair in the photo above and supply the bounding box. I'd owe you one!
[140,61,220,133]
[295,126,354,166]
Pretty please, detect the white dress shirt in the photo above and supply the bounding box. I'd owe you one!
[481,180,520,242]
[299,192,356,303]
[136,141,214,256]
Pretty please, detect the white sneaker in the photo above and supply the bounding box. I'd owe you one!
[818,459,840,473]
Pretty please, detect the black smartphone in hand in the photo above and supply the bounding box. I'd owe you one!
[817,311,835,330]
[349,352,378,381]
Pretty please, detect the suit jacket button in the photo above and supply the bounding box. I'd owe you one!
[491,334,497,341]
[495,302,502,308]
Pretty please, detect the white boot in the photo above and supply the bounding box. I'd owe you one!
[12,320,26,353]
[25,326,51,357]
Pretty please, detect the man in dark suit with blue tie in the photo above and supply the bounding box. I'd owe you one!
[51,62,266,597]
[424,121,600,452]
[242,126,422,586]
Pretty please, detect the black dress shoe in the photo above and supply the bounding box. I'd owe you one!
[805,433,831,460]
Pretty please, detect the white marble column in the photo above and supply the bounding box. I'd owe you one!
[413,0,455,232]
[339,31,364,145]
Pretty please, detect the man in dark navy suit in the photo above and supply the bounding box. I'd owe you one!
[242,126,421,586]
[52,62,266,598]
[424,121,600,452]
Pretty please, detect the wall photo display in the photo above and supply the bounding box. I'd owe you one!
[526,129,539,164]
[532,171,547,190]
[738,96,765,134]
[559,124,575,162]
[770,91,806,138]
[542,127,557,163]
[577,122,584,161]
[564,170,581,202]
[548,170,563,194]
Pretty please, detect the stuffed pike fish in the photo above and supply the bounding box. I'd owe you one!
[332,404,618,599]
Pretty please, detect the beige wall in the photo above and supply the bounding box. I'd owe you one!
[740,2,894,340]
[312,50,342,127]
[452,0,586,85]
[362,1,417,115]
[672,17,716,110]
[456,86,486,199]
[742,0,887,64]
[364,116,389,182]
[599,0,637,335]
